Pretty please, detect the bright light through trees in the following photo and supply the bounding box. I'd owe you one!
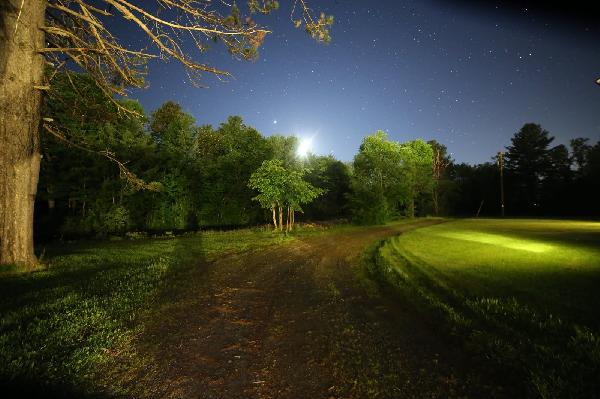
[298,140,311,157]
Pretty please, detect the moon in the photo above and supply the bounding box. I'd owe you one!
[297,140,311,157]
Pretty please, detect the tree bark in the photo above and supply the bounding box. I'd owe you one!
[431,148,449,216]
[278,202,282,231]
[0,0,45,266]
[271,203,277,230]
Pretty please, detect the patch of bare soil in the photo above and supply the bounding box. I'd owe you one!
[128,221,520,399]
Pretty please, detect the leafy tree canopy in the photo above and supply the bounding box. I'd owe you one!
[249,159,324,230]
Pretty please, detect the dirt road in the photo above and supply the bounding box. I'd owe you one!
[130,220,515,399]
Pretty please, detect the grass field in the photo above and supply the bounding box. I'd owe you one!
[2,219,598,398]
[0,227,294,397]
[373,218,600,399]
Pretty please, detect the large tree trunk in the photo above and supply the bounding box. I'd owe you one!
[0,0,45,266]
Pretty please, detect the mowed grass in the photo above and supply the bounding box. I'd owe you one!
[373,218,600,399]
[0,228,291,397]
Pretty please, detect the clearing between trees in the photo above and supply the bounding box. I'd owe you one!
[109,219,516,399]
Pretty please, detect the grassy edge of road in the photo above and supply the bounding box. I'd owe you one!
[367,219,600,399]
[0,219,425,398]
[0,227,301,398]
[7,217,596,398]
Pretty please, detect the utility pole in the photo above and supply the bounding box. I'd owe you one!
[499,151,506,218]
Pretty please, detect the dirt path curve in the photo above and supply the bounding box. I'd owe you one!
[134,220,512,399]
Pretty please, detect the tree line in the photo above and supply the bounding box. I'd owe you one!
[4,0,598,267]
[34,74,600,241]
[452,123,600,218]
[36,72,351,239]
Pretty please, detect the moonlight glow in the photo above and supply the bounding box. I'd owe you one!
[298,140,311,157]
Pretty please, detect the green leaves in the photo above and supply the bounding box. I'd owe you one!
[349,131,404,224]
[348,132,435,224]
[285,168,326,213]
[400,139,435,193]
[248,159,288,209]
[248,159,325,229]
[247,0,280,15]
[303,13,334,44]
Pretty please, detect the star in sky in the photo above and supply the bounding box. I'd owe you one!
[117,0,600,165]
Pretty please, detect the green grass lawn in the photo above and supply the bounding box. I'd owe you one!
[3,219,598,398]
[374,218,600,399]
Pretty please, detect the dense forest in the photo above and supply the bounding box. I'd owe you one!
[34,72,600,240]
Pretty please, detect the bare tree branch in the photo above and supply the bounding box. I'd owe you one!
[43,122,160,192]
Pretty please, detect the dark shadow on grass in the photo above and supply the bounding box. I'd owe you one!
[1,378,113,399]
[363,239,531,396]
[0,235,210,397]
[473,266,600,330]
[369,234,600,399]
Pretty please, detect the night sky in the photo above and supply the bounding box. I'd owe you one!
[112,0,600,165]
